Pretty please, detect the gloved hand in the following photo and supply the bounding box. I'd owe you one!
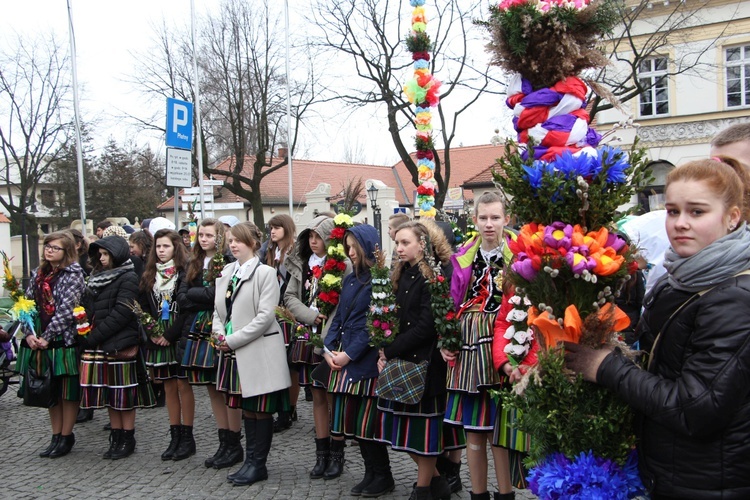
[563,342,614,383]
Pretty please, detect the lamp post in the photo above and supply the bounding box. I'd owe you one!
[367,184,382,249]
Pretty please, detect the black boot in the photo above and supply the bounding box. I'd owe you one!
[430,476,451,500]
[227,418,256,482]
[205,429,227,468]
[161,425,181,461]
[361,442,394,497]
[49,433,75,458]
[310,437,330,479]
[213,430,243,469]
[493,493,515,500]
[470,492,491,500]
[436,455,463,494]
[103,429,122,459]
[111,429,136,460]
[350,441,374,496]
[232,418,272,486]
[273,408,293,433]
[408,485,433,500]
[323,438,345,480]
[172,425,196,461]
[76,408,94,423]
[39,434,61,458]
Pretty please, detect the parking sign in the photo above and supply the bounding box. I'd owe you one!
[166,98,193,150]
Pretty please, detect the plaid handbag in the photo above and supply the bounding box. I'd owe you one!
[375,359,429,405]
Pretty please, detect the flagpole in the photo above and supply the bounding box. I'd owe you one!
[66,0,87,235]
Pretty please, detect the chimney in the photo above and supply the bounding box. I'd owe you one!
[278,147,288,159]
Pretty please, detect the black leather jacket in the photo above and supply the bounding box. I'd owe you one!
[597,274,750,499]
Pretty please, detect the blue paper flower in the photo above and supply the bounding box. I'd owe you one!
[591,145,628,184]
[552,150,593,180]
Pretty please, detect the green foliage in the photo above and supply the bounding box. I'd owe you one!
[405,31,432,53]
[501,348,636,467]
[493,140,653,230]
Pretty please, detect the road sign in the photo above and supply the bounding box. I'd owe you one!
[166,148,192,188]
[203,179,225,186]
[166,98,193,150]
[393,207,407,214]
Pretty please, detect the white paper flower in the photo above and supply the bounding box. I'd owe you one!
[504,343,529,357]
[509,295,522,305]
[513,329,530,344]
[503,325,516,340]
[506,308,528,322]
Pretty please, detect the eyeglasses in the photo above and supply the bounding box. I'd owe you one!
[44,244,64,252]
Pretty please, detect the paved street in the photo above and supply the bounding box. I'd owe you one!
[2,384,537,499]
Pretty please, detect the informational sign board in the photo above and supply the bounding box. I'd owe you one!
[166,98,193,150]
[443,187,464,210]
[166,148,192,188]
[393,207,407,214]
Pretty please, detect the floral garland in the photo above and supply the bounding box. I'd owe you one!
[306,213,353,346]
[503,293,533,366]
[426,251,461,363]
[367,249,398,348]
[204,233,226,285]
[1,250,38,335]
[73,306,91,336]
[404,0,441,218]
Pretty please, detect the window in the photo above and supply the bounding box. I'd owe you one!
[40,189,55,207]
[726,45,750,108]
[638,57,669,117]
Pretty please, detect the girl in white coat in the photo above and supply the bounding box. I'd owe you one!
[213,222,292,486]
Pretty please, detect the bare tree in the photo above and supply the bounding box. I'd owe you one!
[309,0,504,208]
[590,0,727,119]
[0,33,72,267]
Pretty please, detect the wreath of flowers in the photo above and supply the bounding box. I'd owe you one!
[404,0,441,218]
[204,233,227,285]
[367,248,399,348]
[1,250,38,335]
[73,306,91,336]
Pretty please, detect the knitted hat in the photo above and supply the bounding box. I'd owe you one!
[101,225,128,240]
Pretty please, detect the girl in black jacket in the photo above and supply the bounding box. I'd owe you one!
[139,229,193,461]
[567,157,750,499]
[176,218,240,470]
[376,220,453,500]
[79,236,155,459]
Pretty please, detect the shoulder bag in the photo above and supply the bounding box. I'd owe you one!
[22,350,59,408]
[375,358,429,405]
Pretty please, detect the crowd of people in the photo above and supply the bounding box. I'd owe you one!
[9,122,750,499]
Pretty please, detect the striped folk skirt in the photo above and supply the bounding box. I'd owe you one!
[216,350,243,408]
[444,387,499,431]
[290,340,325,388]
[16,339,80,402]
[79,348,156,410]
[446,310,503,393]
[329,370,379,440]
[375,394,447,456]
[181,318,217,385]
[146,344,184,380]
[241,388,291,414]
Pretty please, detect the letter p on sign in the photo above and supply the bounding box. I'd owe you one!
[166,97,194,150]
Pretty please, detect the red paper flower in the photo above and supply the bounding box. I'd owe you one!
[330,227,346,240]
[312,266,323,279]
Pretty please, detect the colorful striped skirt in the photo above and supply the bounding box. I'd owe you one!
[241,388,291,414]
[375,394,446,456]
[16,340,80,402]
[446,310,502,393]
[146,344,184,380]
[216,350,243,408]
[444,387,500,431]
[329,372,379,440]
[279,321,294,346]
[79,348,156,410]
[181,333,217,385]
[493,403,531,489]
[291,341,325,388]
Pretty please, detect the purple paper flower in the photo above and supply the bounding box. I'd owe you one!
[566,250,596,274]
[511,254,538,281]
[543,222,573,250]
[605,232,627,252]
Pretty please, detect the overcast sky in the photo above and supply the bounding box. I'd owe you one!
[1,0,511,167]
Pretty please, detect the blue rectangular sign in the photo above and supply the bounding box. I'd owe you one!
[166,98,193,150]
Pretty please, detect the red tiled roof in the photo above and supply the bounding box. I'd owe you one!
[0,213,10,223]
[158,144,509,209]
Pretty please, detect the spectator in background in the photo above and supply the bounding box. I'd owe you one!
[95,220,113,239]
[219,215,241,230]
[178,228,192,249]
[711,122,750,171]
[141,218,153,236]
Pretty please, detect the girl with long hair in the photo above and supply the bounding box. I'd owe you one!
[140,228,194,461]
[260,214,298,431]
[213,222,292,486]
[177,218,241,470]
[17,231,85,458]
[376,220,453,500]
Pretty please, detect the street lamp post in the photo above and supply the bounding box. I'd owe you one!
[367,185,382,249]
[20,201,38,290]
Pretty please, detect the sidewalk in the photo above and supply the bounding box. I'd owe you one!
[2,388,536,499]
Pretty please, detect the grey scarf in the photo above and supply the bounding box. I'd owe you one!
[87,260,135,295]
[663,223,750,292]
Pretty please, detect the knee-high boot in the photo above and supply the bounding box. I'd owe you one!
[232,417,273,486]
[227,418,255,482]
